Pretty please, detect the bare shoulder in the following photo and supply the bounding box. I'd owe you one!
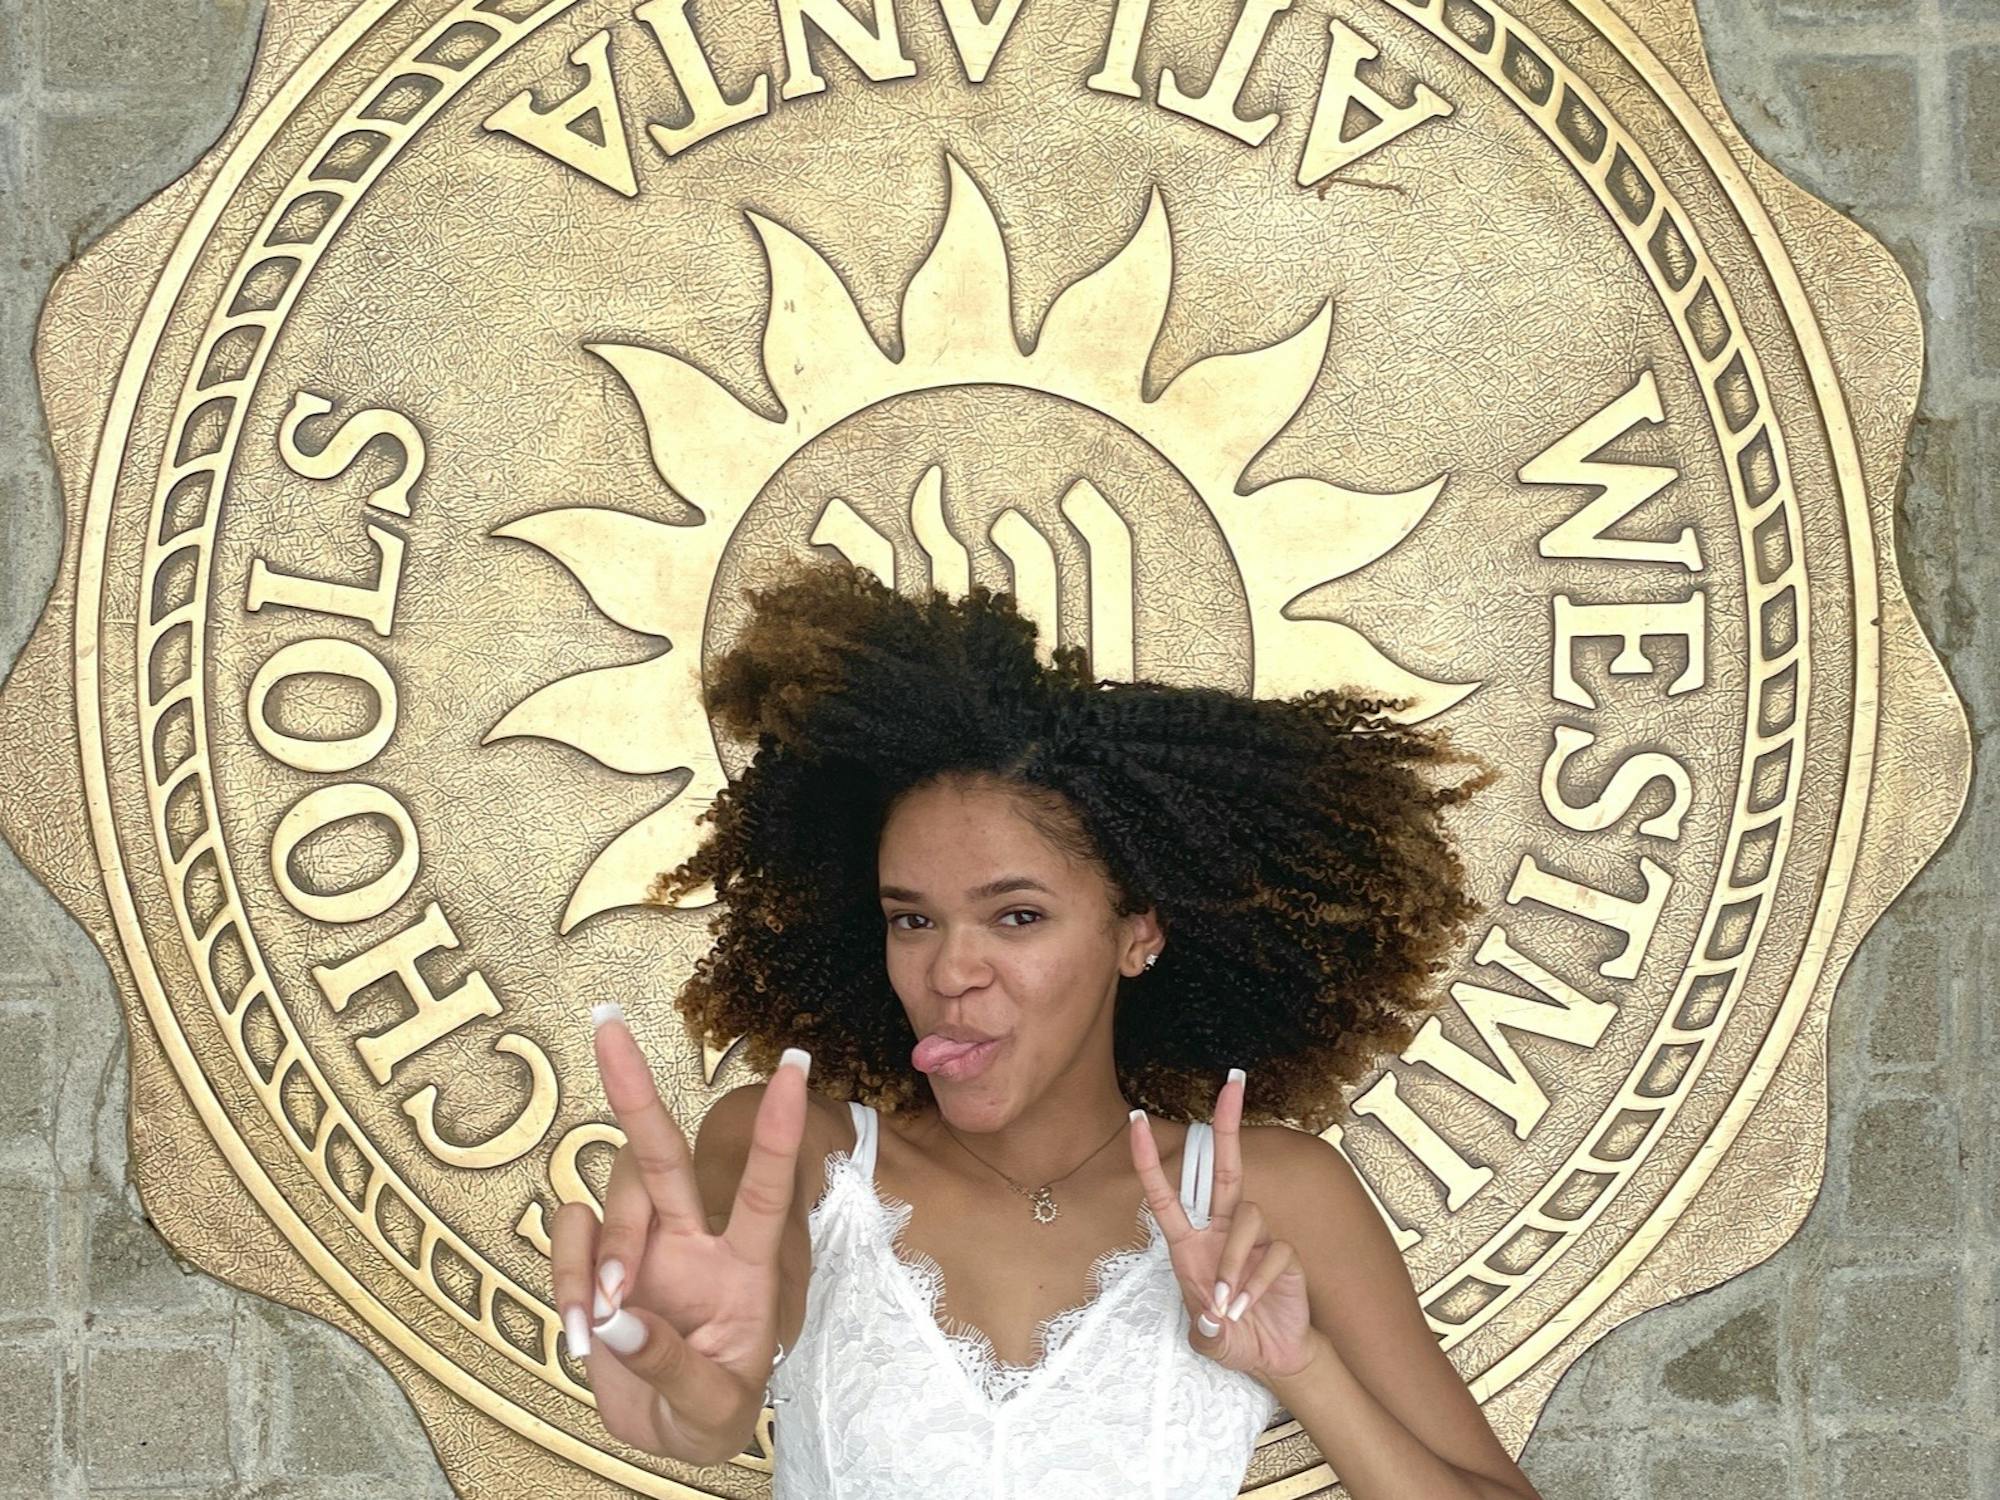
[1238,1123,1382,1250]
[691,1081,852,1225]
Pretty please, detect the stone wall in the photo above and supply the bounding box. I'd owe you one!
[0,1,1988,1496]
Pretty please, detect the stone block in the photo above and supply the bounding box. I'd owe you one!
[1660,1302,1780,1409]
[0,1175,54,1323]
[1841,1097,1958,1237]
[1830,1433,1975,1499]
[1960,49,2000,191]
[1646,1443,1791,1500]
[1818,1265,1962,1408]
[0,1006,49,1143]
[87,1186,233,1321]
[0,1344,58,1490]
[1791,57,1923,206]
[82,1340,233,1486]
[274,1313,423,1478]
[38,0,260,94]
[1516,1432,1614,1499]
[1973,229,2000,376]
[1776,0,1920,22]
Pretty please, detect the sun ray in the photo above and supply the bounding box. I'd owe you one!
[490,506,714,637]
[901,155,1020,371]
[483,649,697,775]
[749,210,896,434]
[1219,474,1447,607]
[1150,300,1335,492]
[587,341,779,514]
[1032,187,1172,405]
[569,778,725,932]
[1256,618,1479,722]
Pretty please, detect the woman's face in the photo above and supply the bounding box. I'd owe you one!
[877,776,1158,1119]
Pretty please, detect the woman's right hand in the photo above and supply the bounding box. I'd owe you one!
[550,1003,811,1463]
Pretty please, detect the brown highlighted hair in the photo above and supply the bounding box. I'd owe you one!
[651,555,1497,1133]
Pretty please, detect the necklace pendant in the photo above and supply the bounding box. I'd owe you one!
[1029,1187,1059,1224]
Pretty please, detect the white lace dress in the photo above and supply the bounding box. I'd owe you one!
[766,1100,1280,1498]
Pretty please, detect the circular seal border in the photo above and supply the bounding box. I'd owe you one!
[73,0,1881,1490]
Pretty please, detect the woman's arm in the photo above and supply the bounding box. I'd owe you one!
[1250,1128,1543,1500]
[1262,1330,1541,1500]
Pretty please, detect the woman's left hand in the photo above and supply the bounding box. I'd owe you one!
[1129,1071,1318,1385]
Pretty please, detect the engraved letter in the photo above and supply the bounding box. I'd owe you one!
[1347,1070,1494,1213]
[776,0,917,102]
[481,30,639,197]
[1553,593,1708,708]
[516,1121,623,1256]
[1542,723,1693,839]
[278,391,424,517]
[311,901,504,1083]
[404,1033,559,1169]
[1404,926,1619,1137]
[936,0,1026,84]
[635,0,773,156]
[270,782,421,924]
[246,639,397,774]
[1158,0,1292,148]
[1087,0,1151,98]
[1298,18,1452,188]
[1506,853,1673,981]
[1527,368,1701,571]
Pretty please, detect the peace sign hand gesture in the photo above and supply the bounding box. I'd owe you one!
[1128,1070,1317,1385]
[548,1004,811,1464]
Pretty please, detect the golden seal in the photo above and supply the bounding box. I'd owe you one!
[0,0,1967,1494]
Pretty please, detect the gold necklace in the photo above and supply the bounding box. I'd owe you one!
[934,1111,1137,1225]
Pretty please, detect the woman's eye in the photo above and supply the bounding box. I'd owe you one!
[887,913,926,931]
[999,909,1043,927]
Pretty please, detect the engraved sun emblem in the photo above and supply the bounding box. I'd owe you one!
[487,154,1475,935]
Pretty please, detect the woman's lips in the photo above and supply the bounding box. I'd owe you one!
[911,1034,1007,1080]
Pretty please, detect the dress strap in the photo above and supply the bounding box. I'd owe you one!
[845,1099,880,1179]
[1179,1120,1214,1224]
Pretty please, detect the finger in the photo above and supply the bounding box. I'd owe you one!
[592,1003,706,1235]
[1128,1110,1193,1240]
[589,1303,749,1453]
[550,1199,601,1362]
[1227,1237,1297,1323]
[595,1146,656,1310]
[1213,1199,1266,1317]
[722,1048,812,1265]
[1211,1067,1246,1218]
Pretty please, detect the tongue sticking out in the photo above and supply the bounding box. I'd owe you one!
[912,1034,989,1072]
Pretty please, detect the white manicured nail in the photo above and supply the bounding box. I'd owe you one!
[593,1308,646,1355]
[1197,1312,1222,1336]
[1227,1067,1245,1088]
[598,1259,625,1308]
[591,1001,625,1028]
[1128,1108,1145,1125]
[593,1286,614,1322]
[779,1047,812,1079]
[1214,1281,1230,1315]
[563,1305,591,1359]
[1227,1290,1250,1321]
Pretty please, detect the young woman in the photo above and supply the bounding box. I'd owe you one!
[550,558,1539,1498]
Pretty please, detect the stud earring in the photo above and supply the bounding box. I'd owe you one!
[1143,952,1158,969]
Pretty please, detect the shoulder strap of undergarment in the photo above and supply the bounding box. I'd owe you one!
[845,1099,879,1179]
[1179,1120,1214,1224]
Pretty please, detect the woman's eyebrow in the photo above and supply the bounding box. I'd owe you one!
[878,875,1055,902]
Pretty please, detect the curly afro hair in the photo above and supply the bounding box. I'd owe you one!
[649,554,1498,1134]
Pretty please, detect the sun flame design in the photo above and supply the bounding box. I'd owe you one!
[487,153,1474,936]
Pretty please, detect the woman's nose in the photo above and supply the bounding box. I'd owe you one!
[929,924,992,993]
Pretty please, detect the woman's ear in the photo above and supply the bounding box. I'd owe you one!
[1119,906,1164,977]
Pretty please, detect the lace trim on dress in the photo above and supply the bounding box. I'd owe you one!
[807,1145,1172,1406]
